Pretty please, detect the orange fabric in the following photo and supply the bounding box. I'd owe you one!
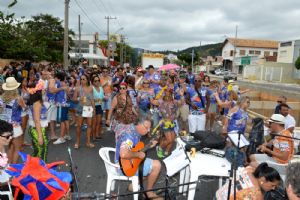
[273,129,294,164]
[100,77,112,94]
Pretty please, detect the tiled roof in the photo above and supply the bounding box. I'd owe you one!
[226,38,279,49]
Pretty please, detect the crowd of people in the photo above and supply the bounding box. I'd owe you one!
[0,61,299,199]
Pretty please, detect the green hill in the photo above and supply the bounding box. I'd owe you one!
[178,43,222,57]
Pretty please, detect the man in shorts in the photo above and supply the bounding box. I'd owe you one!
[115,119,162,200]
[250,114,294,168]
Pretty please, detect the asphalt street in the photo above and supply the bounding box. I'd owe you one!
[21,125,221,200]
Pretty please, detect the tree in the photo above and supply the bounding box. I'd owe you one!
[296,56,300,70]
[23,14,74,62]
[0,11,74,62]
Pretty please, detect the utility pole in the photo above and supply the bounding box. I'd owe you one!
[63,0,70,70]
[78,15,81,54]
[120,35,123,67]
[192,49,195,72]
[199,41,202,72]
[124,38,126,65]
[233,25,238,72]
[105,16,116,67]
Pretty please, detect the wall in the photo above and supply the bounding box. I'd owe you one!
[222,42,234,60]
[277,42,294,63]
[222,42,278,61]
[293,40,300,63]
[243,61,297,83]
[142,57,163,69]
[237,47,277,57]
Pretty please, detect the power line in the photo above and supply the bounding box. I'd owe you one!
[98,0,111,16]
[104,0,123,31]
[73,0,105,34]
[70,2,97,33]
[91,0,106,15]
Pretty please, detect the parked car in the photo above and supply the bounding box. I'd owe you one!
[215,69,223,75]
[224,72,238,81]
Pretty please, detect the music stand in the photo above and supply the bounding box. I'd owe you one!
[163,144,190,199]
[226,131,247,200]
[67,147,80,200]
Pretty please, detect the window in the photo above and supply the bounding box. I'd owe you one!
[264,51,270,57]
[230,50,234,56]
[255,51,261,55]
[273,52,278,57]
[280,41,292,47]
[249,50,255,55]
[240,50,246,56]
[279,50,287,57]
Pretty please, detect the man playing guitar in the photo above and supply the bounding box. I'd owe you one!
[115,119,163,200]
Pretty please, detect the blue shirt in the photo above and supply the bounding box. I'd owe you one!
[128,89,138,107]
[187,73,195,85]
[227,108,248,133]
[47,80,58,103]
[115,129,140,163]
[144,72,160,88]
[220,86,228,101]
[187,87,205,111]
[207,89,217,104]
[56,82,68,106]
[138,90,153,111]
[0,99,22,124]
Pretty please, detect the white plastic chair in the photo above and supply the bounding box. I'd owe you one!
[0,170,13,200]
[99,147,139,200]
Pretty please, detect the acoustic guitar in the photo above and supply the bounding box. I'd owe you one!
[120,121,162,177]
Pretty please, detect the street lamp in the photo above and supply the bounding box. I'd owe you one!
[114,27,124,34]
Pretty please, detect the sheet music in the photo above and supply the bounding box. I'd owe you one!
[228,132,249,148]
[163,147,189,177]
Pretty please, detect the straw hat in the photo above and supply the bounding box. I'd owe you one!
[268,114,286,125]
[2,77,20,91]
[92,64,98,69]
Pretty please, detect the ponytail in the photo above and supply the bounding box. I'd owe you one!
[253,162,281,182]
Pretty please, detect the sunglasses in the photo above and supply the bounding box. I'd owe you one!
[120,86,127,90]
[81,78,86,81]
[277,101,282,104]
[195,80,201,82]
[0,134,12,139]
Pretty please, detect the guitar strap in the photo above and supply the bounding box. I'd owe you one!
[138,157,149,200]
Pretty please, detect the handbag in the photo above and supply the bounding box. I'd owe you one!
[82,106,93,118]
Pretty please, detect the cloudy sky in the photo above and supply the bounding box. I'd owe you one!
[1,0,300,51]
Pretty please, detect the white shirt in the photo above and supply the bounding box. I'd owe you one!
[285,114,296,130]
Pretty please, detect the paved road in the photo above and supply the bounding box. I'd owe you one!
[22,125,220,200]
[211,74,300,99]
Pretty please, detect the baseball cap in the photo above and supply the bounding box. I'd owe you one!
[268,114,285,124]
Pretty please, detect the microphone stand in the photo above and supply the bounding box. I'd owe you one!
[68,147,80,200]
[227,131,243,200]
[270,133,300,141]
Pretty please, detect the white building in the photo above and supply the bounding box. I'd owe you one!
[166,53,178,62]
[69,33,107,66]
[222,38,279,72]
[277,40,300,64]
